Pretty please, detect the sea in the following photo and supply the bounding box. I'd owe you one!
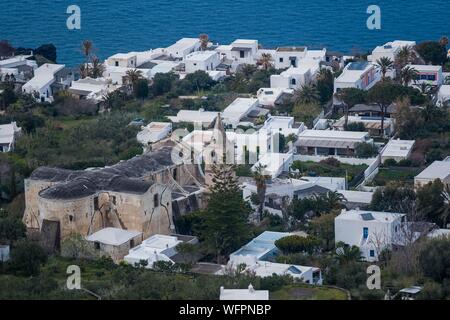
[1,0,449,66]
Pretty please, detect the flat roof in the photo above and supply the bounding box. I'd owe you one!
[108,52,136,60]
[407,64,442,72]
[185,50,217,61]
[169,109,218,123]
[277,46,306,52]
[337,62,375,83]
[415,160,450,180]
[298,129,368,140]
[86,228,142,246]
[338,190,374,204]
[336,209,404,223]
[382,139,415,158]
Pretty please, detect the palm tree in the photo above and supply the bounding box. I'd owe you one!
[395,46,414,69]
[335,242,363,264]
[90,56,105,79]
[376,57,394,80]
[80,40,94,78]
[124,69,143,94]
[293,84,321,104]
[199,34,209,51]
[322,191,346,211]
[439,184,450,228]
[257,53,273,71]
[252,164,270,222]
[400,66,418,86]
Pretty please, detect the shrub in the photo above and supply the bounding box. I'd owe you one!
[275,235,321,254]
[383,158,398,167]
[397,159,412,167]
[355,142,378,158]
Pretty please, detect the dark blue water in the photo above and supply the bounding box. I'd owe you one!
[1,0,449,66]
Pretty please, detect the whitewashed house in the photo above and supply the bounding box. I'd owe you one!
[86,227,143,263]
[380,139,415,163]
[220,284,269,300]
[137,122,172,149]
[270,61,321,90]
[335,209,407,261]
[295,129,373,157]
[124,234,198,268]
[332,115,395,137]
[257,87,293,107]
[406,64,444,88]
[68,77,119,102]
[167,109,218,128]
[215,39,259,70]
[414,160,450,188]
[106,53,138,68]
[184,51,221,74]
[261,115,306,138]
[274,47,307,69]
[0,121,21,152]
[165,38,201,59]
[221,97,259,128]
[368,40,416,63]
[334,61,381,94]
[228,231,322,285]
[22,63,72,102]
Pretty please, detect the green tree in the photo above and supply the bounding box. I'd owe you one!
[185,71,216,93]
[8,240,47,276]
[367,81,402,138]
[316,68,334,105]
[370,183,416,214]
[0,208,26,245]
[336,88,367,128]
[293,84,321,105]
[335,242,363,264]
[199,164,251,263]
[151,72,178,96]
[308,212,337,251]
[275,235,321,254]
[416,179,448,226]
[292,102,321,128]
[376,57,394,80]
[400,65,419,86]
[354,142,378,158]
[134,79,149,100]
[416,41,448,65]
[418,237,450,282]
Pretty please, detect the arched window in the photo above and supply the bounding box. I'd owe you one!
[291,78,296,86]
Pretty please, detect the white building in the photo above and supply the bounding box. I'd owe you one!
[69,77,119,102]
[124,234,197,268]
[150,61,182,78]
[137,122,172,147]
[295,129,373,157]
[228,231,322,285]
[406,64,444,87]
[380,139,415,163]
[334,62,381,94]
[167,109,218,128]
[368,40,416,63]
[335,209,407,261]
[0,54,37,82]
[270,61,321,90]
[215,39,259,70]
[86,227,143,263]
[104,65,152,85]
[437,85,450,107]
[273,47,307,69]
[257,87,293,107]
[222,98,259,128]
[165,38,201,59]
[414,160,450,188]
[184,51,221,74]
[220,284,268,300]
[22,63,71,102]
[0,121,21,152]
[251,153,293,179]
[261,115,306,138]
[106,53,138,68]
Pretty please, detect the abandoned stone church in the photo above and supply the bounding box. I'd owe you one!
[23,140,206,245]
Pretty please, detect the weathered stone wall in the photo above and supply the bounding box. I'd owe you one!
[23,179,58,230]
